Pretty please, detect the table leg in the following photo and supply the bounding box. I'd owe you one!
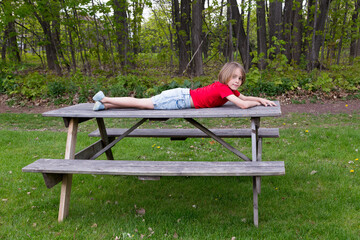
[253,177,259,227]
[251,118,261,192]
[251,117,261,227]
[58,118,78,222]
[96,118,114,160]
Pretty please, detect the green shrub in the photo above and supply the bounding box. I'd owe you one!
[244,67,296,96]
[78,85,91,103]
[1,74,18,94]
[0,64,18,94]
[47,81,67,98]
[109,83,129,97]
[15,72,47,99]
[305,71,334,92]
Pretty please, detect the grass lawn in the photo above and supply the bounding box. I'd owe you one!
[0,112,360,239]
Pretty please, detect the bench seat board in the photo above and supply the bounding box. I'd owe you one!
[88,128,279,138]
[23,159,285,176]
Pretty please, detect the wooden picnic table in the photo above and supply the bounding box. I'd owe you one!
[23,101,284,227]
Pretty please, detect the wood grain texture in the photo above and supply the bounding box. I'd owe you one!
[88,128,280,138]
[42,101,281,119]
[23,159,285,176]
[58,118,78,222]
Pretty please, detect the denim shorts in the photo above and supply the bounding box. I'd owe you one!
[151,88,192,110]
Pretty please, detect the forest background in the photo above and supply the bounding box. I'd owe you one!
[1,0,360,106]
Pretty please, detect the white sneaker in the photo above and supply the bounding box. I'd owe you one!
[93,101,105,111]
[93,91,105,101]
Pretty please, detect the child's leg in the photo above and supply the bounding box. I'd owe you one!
[101,97,154,109]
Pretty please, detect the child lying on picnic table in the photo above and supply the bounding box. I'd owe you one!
[93,62,276,111]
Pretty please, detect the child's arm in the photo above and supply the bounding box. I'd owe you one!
[226,94,276,109]
[239,94,276,107]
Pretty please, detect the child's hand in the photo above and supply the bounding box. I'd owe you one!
[259,99,276,107]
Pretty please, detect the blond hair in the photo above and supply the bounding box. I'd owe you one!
[218,62,246,85]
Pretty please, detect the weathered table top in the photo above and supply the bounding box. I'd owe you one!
[43,101,281,119]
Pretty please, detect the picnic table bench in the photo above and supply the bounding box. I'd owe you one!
[22,102,284,227]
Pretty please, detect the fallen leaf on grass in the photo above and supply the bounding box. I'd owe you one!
[136,208,146,216]
[148,227,155,237]
[310,170,317,175]
[91,223,97,228]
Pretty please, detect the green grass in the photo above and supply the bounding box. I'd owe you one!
[1,112,360,239]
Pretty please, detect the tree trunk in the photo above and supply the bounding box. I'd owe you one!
[1,0,21,63]
[307,0,332,71]
[172,0,180,55]
[337,0,349,65]
[191,0,204,76]
[28,0,61,74]
[226,0,234,62]
[350,0,360,63]
[292,0,303,64]
[230,0,252,70]
[256,0,267,70]
[91,0,103,69]
[283,0,293,61]
[41,20,61,74]
[202,0,209,59]
[113,0,130,68]
[268,0,282,57]
[132,0,144,55]
[60,0,77,72]
[283,0,303,63]
[178,0,191,74]
[1,29,6,61]
[7,21,21,63]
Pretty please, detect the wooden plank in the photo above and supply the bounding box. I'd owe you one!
[41,140,105,189]
[63,117,92,128]
[251,117,262,195]
[74,140,104,160]
[58,118,78,222]
[88,128,280,139]
[42,101,281,119]
[96,118,114,160]
[42,173,63,189]
[253,177,259,227]
[23,159,285,176]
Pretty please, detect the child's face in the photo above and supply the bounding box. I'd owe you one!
[226,68,243,90]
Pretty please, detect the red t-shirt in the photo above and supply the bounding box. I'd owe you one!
[190,81,240,108]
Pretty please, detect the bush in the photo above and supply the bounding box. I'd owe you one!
[109,83,129,97]
[16,72,47,99]
[0,64,18,94]
[244,67,297,96]
[47,82,67,98]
